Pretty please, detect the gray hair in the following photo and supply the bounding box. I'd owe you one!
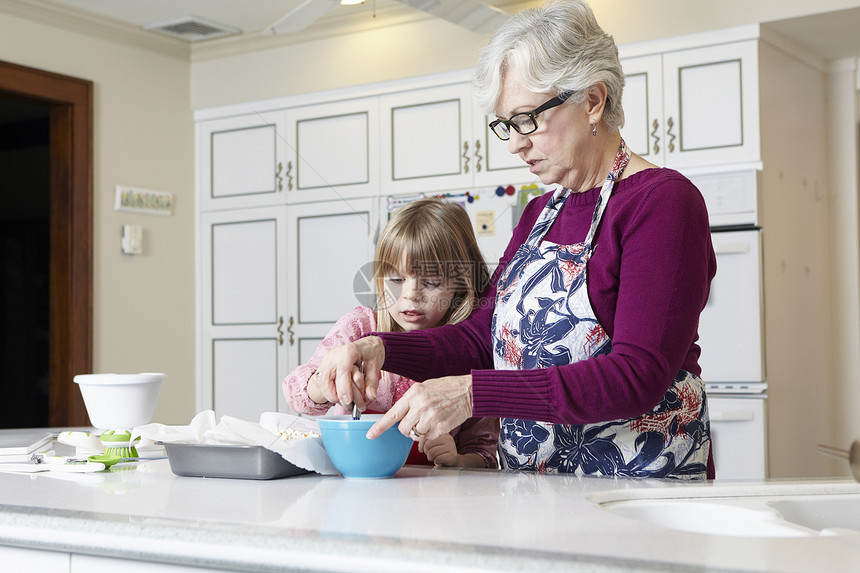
[474,0,625,130]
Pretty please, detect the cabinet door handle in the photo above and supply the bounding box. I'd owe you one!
[277,316,285,345]
[462,141,470,174]
[474,139,483,172]
[666,117,676,153]
[650,119,660,154]
[285,161,294,191]
[287,316,295,346]
[276,162,283,191]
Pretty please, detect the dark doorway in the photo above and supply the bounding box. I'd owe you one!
[0,60,93,428]
[0,95,51,427]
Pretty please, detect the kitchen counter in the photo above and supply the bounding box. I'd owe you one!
[0,441,859,573]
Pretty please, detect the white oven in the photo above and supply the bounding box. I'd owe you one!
[688,169,767,480]
[698,228,764,389]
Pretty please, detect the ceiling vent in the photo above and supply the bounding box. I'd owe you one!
[143,15,241,42]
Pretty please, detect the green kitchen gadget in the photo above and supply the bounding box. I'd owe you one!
[98,430,140,459]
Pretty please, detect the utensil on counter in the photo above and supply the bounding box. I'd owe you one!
[86,453,167,468]
[99,430,140,458]
[817,440,860,481]
[0,457,106,473]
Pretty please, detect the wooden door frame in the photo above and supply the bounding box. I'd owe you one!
[0,60,93,427]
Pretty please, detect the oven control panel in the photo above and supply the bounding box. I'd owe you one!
[687,169,759,228]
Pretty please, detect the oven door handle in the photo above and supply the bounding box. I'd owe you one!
[713,242,750,255]
[710,410,756,422]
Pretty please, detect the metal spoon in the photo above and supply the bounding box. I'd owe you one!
[817,440,860,482]
[351,363,363,420]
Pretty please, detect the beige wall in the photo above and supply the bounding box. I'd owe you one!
[0,12,195,425]
[190,17,488,110]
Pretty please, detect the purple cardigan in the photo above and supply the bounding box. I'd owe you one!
[378,168,716,466]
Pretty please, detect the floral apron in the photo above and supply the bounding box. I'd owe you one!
[492,140,710,479]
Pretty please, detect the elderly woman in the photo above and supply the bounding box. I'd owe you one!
[316,0,717,479]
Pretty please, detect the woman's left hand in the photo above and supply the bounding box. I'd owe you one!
[366,374,473,441]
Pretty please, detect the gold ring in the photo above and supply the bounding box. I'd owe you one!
[410,425,424,439]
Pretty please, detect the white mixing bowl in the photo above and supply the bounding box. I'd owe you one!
[73,373,165,429]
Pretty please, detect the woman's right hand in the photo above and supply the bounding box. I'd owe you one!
[314,336,385,410]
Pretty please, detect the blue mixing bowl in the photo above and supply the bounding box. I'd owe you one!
[317,414,412,479]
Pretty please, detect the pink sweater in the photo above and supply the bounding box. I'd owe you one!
[377,168,716,446]
[282,306,500,469]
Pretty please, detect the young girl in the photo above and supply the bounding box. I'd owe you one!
[283,198,499,468]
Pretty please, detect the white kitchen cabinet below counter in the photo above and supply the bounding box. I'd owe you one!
[0,454,859,573]
[0,545,68,572]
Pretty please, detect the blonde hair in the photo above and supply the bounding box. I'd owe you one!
[374,198,489,332]
[473,0,625,130]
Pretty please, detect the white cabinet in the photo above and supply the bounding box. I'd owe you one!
[284,97,380,204]
[197,112,287,211]
[380,83,535,195]
[621,40,760,170]
[709,396,767,480]
[619,54,663,166]
[199,199,378,418]
[286,198,378,368]
[0,546,68,572]
[199,100,379,209]
[380,83,472,194]
[200,207,289,418]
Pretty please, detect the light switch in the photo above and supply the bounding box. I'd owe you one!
[121,224,143,255]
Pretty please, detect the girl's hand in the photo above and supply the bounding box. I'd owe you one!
[421,434,459,467]
[367,375,473,441]
[315,336,385,410]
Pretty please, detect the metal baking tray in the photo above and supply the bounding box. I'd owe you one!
[162,442,311,480]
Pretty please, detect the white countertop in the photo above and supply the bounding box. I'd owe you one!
[0,439,859,572]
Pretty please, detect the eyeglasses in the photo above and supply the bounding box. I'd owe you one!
[488,91,574,141]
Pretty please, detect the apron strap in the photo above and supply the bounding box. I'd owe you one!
[583,139,630,250]
[525,138,630,250]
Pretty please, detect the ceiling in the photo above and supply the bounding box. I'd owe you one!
[53,0,320,33]
[763,7,860,61]
[25,0,860,62]
[41,0,535,46]
[1,0,859,61]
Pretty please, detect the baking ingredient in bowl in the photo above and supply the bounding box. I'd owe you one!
[278,428,320,440]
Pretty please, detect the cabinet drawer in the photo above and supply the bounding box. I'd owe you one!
[709,396,767,480]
